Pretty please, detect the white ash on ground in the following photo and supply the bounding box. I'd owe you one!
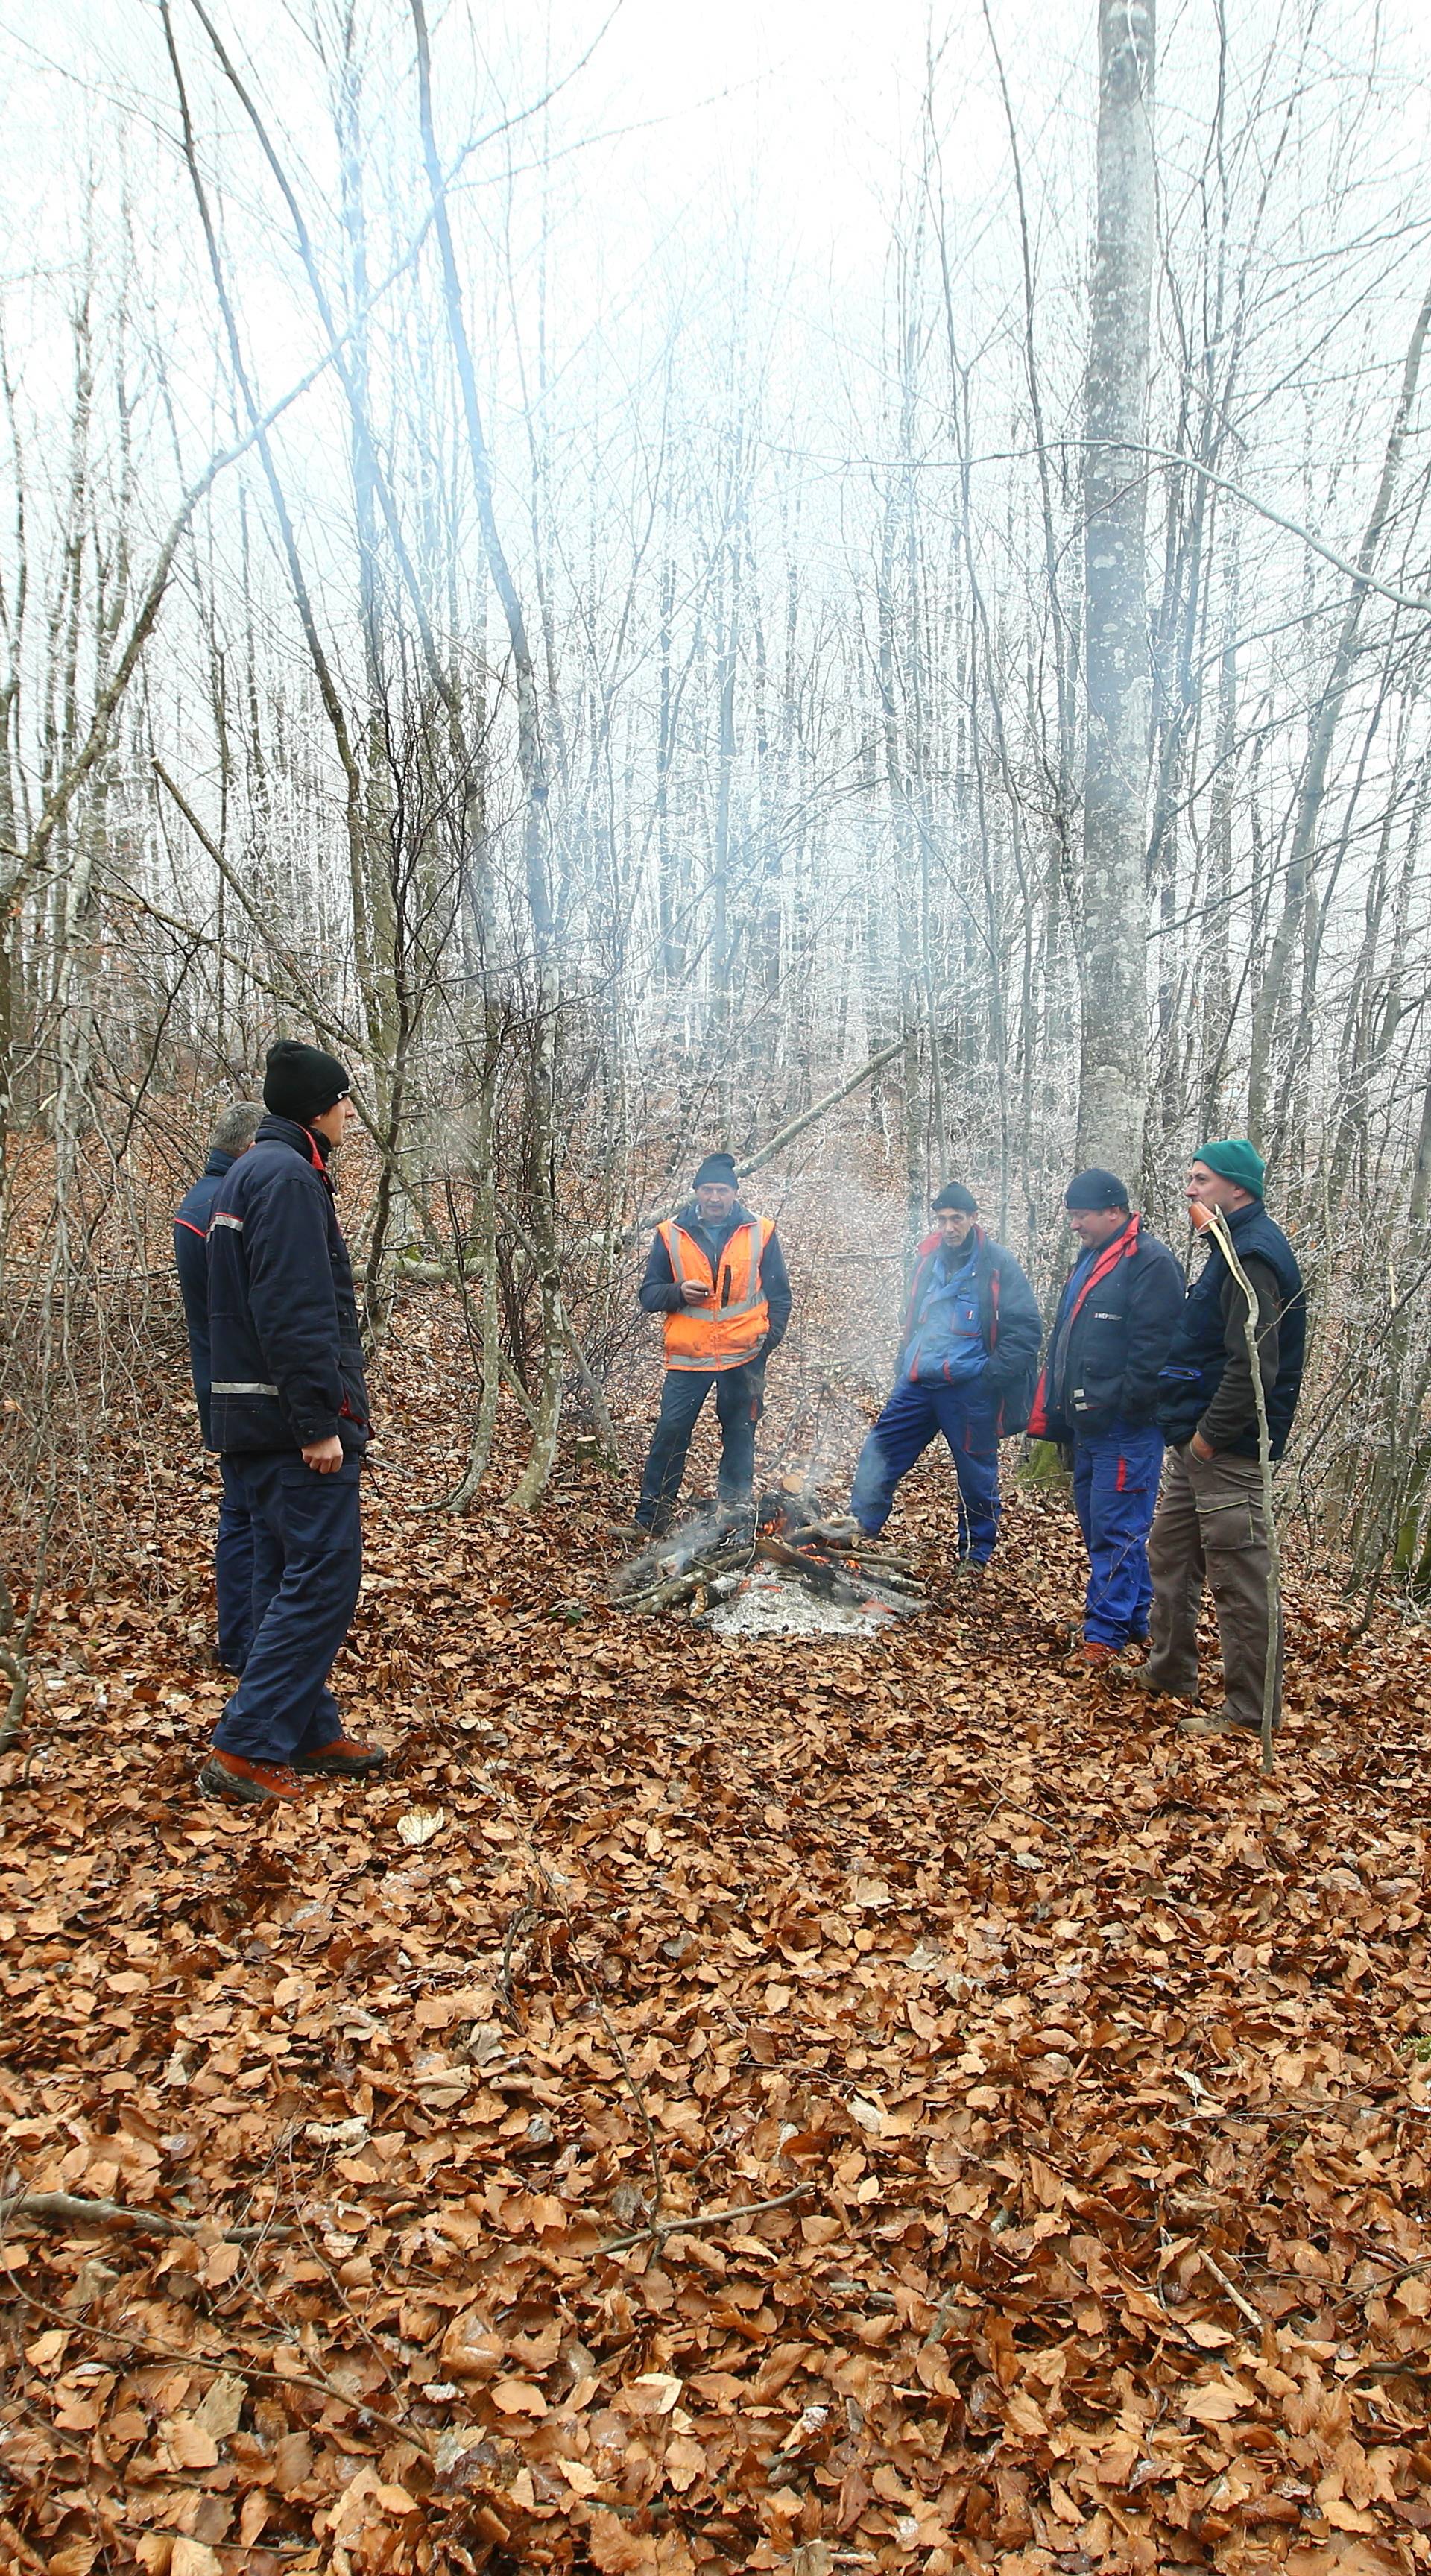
[705,1566,897,1637]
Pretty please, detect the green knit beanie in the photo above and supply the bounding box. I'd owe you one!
[1195,1137,1266,1197]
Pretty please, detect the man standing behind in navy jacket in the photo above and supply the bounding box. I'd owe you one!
[199,1040,388,1809]
[1029,1169,1184,1668]
[174,1101,264,1673]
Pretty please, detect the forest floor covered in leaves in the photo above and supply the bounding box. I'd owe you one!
[4,1286,1431,2576]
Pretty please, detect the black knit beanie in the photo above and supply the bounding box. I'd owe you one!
[263,1040,352,1123]
[693,1152,738,1188]
[1064,1167,1129,1212]
[932,1183,978,1214]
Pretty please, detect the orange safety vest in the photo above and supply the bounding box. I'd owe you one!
[657,1215,775,1371]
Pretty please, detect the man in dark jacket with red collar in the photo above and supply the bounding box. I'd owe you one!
[198,1041,387,1809]
[1029,1169,1184,1666]
[848,1184,1040,1569]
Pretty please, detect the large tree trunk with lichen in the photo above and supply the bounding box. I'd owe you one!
[1078,0,1156,1183]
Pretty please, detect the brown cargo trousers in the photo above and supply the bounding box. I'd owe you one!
[1144,1442,1282,1731]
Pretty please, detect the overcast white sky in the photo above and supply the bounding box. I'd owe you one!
[2,0,1426,361]
[1,0,1429,594]
[0,0,1076,281]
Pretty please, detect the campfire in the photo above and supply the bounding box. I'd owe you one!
[610,1484,926,1632]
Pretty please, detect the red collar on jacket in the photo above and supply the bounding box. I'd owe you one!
[914,1222,985,1260]
[1083,1210,1139,1276]
[1063,1212,1141,1328]
[1026,1215,1140,1437]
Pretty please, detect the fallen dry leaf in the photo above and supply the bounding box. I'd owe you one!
[489,2376,547,2416]
[664,2434,707,2492]
[171,2544,224,2576]
[397,1804,445,1846]
[1181,2377,1248,2422]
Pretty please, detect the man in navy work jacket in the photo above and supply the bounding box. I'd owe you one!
[1028,1168,1184,1667]
[198,1040,387,1808]
[174,1100,265,1673]
[848,1183,1040,1570]
[1136,1138,1306,1739]
[629,1151,792,1538]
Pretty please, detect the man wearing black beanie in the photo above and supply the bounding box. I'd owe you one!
[259,1038,353,1126]
[628,1152,792,1537]
[847,1183,1041,1569]
[1029,1169,1183,1667]
[197,1039,386,1806]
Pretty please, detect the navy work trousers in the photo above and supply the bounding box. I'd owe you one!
[215,1453,256,1673]
[636,1363,764,1527]
[212,1451,363,1766]
[850,1376,1001,1563]
[1071,1421,1164,1645]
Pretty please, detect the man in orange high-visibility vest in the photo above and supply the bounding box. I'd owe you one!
[630,1153,792,1538]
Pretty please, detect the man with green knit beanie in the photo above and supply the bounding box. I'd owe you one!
[1133,1141,1307,1739]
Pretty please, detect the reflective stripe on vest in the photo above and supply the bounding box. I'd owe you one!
[658,1217,774,1371]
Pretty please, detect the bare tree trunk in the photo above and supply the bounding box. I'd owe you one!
[1078,0,1156,1180]
[1248,269,1431,1143]
[411,0,563,1511]
[709,485,739,1082]
[441,1052,505,1512]
[1196,534,1240,1140]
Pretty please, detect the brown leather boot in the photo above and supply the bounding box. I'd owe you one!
[199,1749,309,1805]
[292,1737,389,1777]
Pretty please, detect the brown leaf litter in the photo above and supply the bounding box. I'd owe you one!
[2,1295,1430,2575]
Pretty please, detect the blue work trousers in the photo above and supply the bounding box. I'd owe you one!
[850,1376,1002,1563]
[212,1451,363,1765]
[1071,1422,1163,1645]
[637,1363,764,1527]
[215,1453,256,1673]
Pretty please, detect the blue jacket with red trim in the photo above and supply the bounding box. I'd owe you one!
[174,1148,240,1447]
[206,1115,370,1456]
[1030,1214,1184,1441]
[900,1229,1041,1434]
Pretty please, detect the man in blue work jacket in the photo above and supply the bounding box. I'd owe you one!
[199,1040,387,1809]
[848,1183,1041,1569]
[1029,1168,1184,1667]
[174,1101,265,1673]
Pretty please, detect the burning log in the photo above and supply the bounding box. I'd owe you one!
[609,1489,928,1623]
[752,1535,922,1617]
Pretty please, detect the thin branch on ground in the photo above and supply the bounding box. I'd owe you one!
[601,2182,814,2254]
[0,2188,291,2244]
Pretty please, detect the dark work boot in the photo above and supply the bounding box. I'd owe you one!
[1128,1663,1198,1708]
[292,1737,389,1777]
